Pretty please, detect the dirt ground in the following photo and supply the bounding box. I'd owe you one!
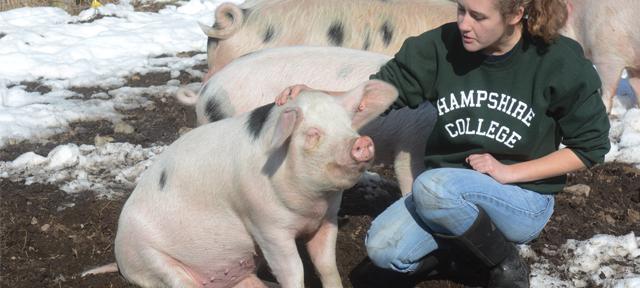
[1,62,639,288]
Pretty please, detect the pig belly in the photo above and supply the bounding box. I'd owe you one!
[120,248,257,288]
[194,255,259,288]
[115,200,258,288]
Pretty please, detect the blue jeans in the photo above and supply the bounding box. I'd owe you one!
[365,168,555,273]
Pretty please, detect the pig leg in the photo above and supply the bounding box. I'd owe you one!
[233,274,269,288]
[252,232,304,288]
[394,104,434,196]
[393,151,424,196]
[305,194,343,288]
[627,67,640,107]
[128,249,203,288]
[593,60,625,112]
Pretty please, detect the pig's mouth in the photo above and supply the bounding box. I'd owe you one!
[331,159,371,172]
[323,136,374,188]
[326,160,372,189]
[344,161,372,173]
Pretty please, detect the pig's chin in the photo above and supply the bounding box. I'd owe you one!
[326,160,371,189]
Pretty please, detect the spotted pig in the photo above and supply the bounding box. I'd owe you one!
[82,80,398,288]
[177,46,437,195]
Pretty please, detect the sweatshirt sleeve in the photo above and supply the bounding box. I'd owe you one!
[548,59,611,167]
[370,32,439,111]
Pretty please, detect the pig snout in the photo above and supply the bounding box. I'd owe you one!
[351,136,374,162]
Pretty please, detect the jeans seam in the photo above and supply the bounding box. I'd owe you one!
[460,191,549,218]
[522,196,555,243]
[460,192,553,243]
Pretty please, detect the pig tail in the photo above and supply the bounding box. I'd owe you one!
[498,0,568,44]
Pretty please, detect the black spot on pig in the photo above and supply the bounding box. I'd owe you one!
[159,170,167,190]
[380,21,393,47]
[246,103,275,140]
[263,25,275,43]
[206,98,226,122]
[207,37,216,49]
[0,33,5,39]
[362,33,371,50]
[327,21,344,46]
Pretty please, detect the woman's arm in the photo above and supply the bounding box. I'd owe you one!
[466,148,585,184]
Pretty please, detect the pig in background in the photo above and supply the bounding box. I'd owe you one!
[562,0,640,112]
[200,0,455,77]
[83,80,399,288]
[201,0,639,111]
[177,46,437,196]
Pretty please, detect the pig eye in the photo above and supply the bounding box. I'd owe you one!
[304,128,323,150]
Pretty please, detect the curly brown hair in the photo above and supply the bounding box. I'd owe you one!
[496,0,568,44]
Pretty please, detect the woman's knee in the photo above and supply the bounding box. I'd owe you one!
[365,228,399,269]
[364,239,395,270]
[412,169,466,210]
[365,215,433,273]
[364,237,417,273]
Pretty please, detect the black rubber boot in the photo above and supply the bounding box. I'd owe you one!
[436,207,530,288]
[349,258,417,288]
[409,249,447,277]
[411,248,488,288]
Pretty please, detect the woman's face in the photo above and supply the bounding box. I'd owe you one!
[456,0,522,55]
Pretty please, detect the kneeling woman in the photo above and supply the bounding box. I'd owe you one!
[364,0,610,287]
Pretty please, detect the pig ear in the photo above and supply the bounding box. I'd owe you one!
[269,107,301,151]
[337,80,398,130]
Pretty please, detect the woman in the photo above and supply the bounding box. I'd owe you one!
[277,0,610,286]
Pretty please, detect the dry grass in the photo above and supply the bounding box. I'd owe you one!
[1,0,123,14]
[0,0,179,14]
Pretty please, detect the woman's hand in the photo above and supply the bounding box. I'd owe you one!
[466,153,513,184]
[275,84,312,106]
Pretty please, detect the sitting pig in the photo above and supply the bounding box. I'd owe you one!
[177,46,437,195]
[83,80,399,288]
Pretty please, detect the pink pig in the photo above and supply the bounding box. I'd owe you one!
[201,0,639,110]
[200,0,456,79]
[563,0,640,111]
[82,80,398,288]
[176,46,437,196]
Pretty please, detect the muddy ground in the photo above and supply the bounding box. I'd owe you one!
[1,61,639,288]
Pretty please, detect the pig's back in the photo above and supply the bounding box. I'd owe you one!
[220,46,390,92]
[158,118,259,197]
[199,46,391,118]
[121,117,259,232]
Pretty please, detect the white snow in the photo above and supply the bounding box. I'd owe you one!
[529,233,640,288]
[1,142,165,197]
[0,1,638,286]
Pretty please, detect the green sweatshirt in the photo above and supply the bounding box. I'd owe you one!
[372,23,610,194]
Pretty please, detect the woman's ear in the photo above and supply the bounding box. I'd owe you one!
[508,6,525,25]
